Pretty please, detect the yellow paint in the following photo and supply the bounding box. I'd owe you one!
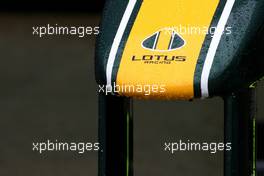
[155,30,173,51]
[116,0,219,100]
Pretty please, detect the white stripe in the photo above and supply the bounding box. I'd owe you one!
[168,31,175,50]
[153,32,160,50]
[106,0,137,90]
[201,0,235,98]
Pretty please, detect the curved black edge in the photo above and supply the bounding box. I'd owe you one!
[193,0,227,98]
[111,0,143,86]
[208,0,264,97]
[95,0,130,85]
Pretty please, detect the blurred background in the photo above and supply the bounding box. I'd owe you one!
[0,1,263,176]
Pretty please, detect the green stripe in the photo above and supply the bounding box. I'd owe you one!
[253,117,256,176]
[126,112,130,176]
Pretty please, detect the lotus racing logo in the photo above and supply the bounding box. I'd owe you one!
[132,28,187,64]
[142,28,185,51]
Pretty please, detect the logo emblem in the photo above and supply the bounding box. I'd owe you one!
[142,28,185,52]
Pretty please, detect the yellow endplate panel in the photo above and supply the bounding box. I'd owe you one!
[116,0,219,100]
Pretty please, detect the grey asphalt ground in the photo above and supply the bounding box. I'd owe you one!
[0,13,263,176]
